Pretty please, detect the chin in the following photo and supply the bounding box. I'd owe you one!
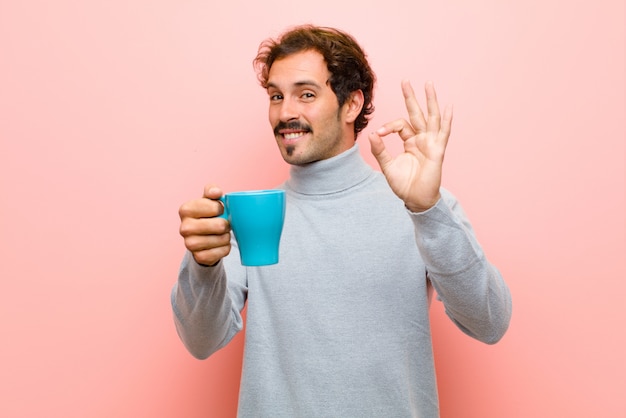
[281,150,315,166]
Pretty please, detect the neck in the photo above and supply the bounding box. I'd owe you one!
[286,144,373,195]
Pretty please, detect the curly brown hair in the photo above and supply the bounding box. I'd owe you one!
[254,25,376,137]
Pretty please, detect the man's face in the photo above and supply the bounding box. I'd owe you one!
[266,50,355,165]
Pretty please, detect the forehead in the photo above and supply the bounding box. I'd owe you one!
[266,50,330,89]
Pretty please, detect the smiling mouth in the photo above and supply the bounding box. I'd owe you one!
[274,121,311,142]
[283,132,307,141]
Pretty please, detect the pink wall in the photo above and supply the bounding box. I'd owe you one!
[1,1,624,417]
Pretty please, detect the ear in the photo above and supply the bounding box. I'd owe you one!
[343,90,364,124]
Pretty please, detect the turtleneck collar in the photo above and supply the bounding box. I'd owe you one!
[285,144,374,195]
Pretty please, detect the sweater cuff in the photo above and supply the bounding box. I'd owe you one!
[184,251,226,283]
[407,196,484,275]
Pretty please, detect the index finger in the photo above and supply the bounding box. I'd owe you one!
[375,118,416,141]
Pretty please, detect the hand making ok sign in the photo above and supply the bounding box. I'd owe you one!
[369,80,453,213]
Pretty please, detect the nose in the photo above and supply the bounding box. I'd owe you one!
[278,97,299,122]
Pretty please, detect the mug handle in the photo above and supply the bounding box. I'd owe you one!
[217,196,228,220]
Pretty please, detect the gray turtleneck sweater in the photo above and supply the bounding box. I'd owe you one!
[172,145,512,418]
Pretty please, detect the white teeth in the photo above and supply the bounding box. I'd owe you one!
[284,132,305,140]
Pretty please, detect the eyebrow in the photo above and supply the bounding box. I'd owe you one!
[266,80,324,90]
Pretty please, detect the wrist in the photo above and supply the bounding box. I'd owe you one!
[405,194,441,213]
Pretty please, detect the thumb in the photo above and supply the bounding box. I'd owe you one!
[368,131,393,170]
[203,184,224,200]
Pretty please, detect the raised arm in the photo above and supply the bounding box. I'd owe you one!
[370,81,511,343]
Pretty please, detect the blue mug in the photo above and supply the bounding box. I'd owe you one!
[219,189,286,266]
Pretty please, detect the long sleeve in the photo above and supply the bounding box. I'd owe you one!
[411,189,512,344]
[171,251,247,359]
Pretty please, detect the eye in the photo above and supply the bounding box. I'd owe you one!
[301,92,315,101]
[269,93,283,102]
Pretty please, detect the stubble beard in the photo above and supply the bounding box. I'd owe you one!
[277,109,345,166]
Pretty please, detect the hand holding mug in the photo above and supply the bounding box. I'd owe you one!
[179,185,232,266]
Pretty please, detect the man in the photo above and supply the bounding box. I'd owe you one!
[173,25,512,417]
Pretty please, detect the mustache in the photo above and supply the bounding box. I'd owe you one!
[273,121,312,136]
